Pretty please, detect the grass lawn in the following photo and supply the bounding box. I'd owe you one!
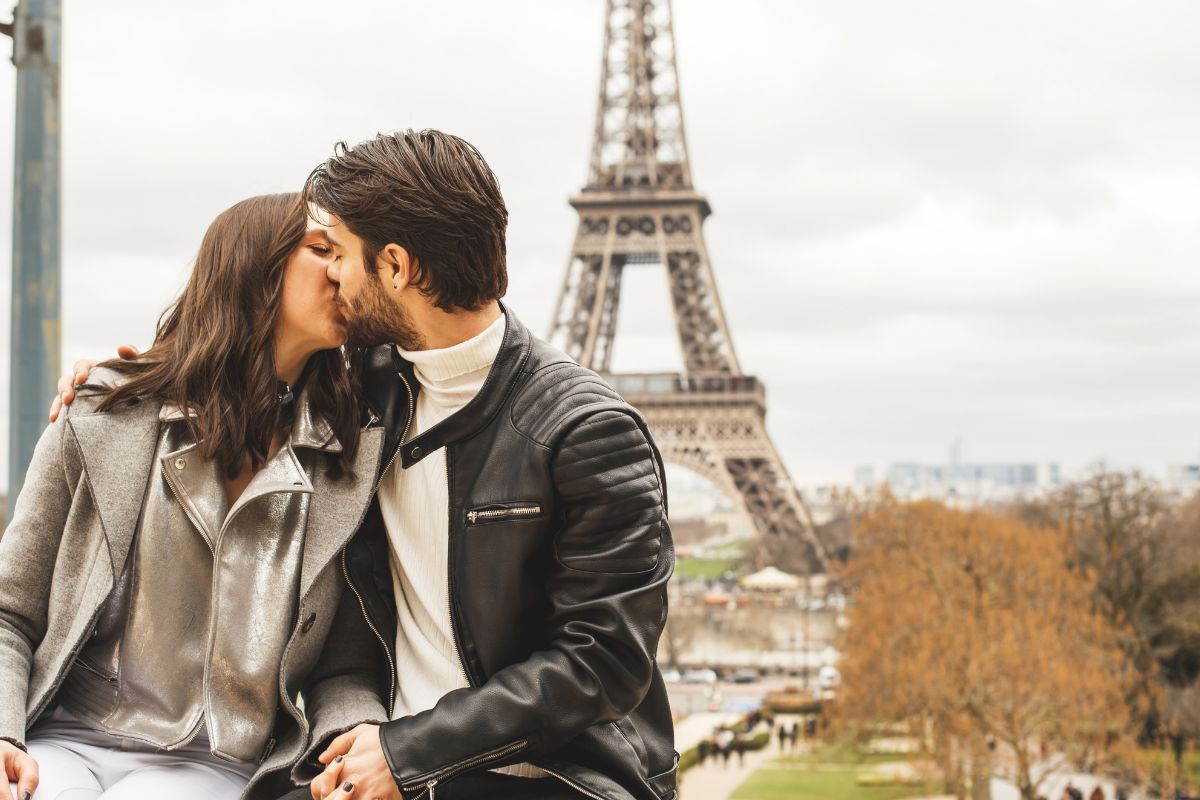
[674,557,735,581]
[774,745,904,766]
[729,766,931,800]
[1137,747,1200,788]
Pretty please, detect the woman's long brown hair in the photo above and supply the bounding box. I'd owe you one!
[95,193,360,478]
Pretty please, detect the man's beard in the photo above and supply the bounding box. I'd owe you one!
[340,277,425,351]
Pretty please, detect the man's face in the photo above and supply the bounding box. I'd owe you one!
[309,207,423,350]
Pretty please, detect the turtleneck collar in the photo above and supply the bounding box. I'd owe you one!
[398,315,505,389]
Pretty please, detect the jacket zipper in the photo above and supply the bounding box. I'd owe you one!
[465,505,542,525]
[372,371,414,494]
[341,548,396,712]
[445,455,470,685]
[389,368,526,790]
[338,369,415,716]
[175,446,313,751]
[400,739,529,799]
[74,656,117,684]
[162,461,216,558]
[140,463,214,749]
[535,765,609,800]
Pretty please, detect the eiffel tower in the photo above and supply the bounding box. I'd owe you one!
[548,0,829,574]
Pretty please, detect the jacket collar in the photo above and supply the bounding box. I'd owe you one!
[159,384,343,453]
[69,390,379,598]
[361,303,534,471]
[68,400,163,577]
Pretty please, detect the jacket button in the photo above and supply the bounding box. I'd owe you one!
[301,612,316,633]
[174,458,186,470]
[410,446,423,460]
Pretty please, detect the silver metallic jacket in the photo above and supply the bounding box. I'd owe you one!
[58,391,339,764]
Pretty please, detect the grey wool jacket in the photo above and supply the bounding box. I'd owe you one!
[0,371,389,799]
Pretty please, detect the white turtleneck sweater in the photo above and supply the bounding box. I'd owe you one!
[379,315,545,778]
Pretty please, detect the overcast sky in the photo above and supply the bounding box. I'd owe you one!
[1,0,1198,491]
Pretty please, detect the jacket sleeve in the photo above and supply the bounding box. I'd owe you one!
[293,560,390,783]
[0,415,77,747]
[378,407,672,794]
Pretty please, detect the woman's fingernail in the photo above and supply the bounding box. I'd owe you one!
[24,791,32,800]
[342,781,353,792]
[334,754,343,763]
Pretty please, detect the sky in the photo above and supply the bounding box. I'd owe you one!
[0,0,1198,491]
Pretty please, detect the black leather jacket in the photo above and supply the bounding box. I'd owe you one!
[342,306,678,800]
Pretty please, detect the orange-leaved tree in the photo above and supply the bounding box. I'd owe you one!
[833,495,1135,800]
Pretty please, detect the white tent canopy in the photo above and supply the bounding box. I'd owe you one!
[738,566,802,591]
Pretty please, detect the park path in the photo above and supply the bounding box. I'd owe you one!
[677,714,803,800]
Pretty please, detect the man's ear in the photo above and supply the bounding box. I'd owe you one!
[380,244,416,291]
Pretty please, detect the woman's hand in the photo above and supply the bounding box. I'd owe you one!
[311,724,400,800]
[1,740,38,800]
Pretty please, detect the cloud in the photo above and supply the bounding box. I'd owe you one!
[1,0,1198,492]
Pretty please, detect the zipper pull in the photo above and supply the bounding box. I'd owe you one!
[426,778,438,800]
[467,511,478,524]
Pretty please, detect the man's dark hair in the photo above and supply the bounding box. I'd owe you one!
[304,129,508,312]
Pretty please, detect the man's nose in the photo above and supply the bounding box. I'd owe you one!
[326,258,340,283]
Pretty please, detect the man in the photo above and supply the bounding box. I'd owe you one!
[55,130,677,800]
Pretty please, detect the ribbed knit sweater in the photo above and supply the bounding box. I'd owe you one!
[379,315,545,777]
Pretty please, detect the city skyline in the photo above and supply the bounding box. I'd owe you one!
[1,0,1198,490]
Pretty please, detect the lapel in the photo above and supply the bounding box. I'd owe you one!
[299,426,385,598]
[67,401,163,578]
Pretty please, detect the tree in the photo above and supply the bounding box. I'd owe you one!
[834,495,1135,800]
[1018,470,1200,789]
[661,584,708,669]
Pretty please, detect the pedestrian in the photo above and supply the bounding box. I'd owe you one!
[697,738,710,767]
[792,721,802,749]
[734,736,747,767]
[777,722,788,752]
[717,728,735,768]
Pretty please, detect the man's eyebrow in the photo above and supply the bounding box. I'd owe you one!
[324,231,345,251]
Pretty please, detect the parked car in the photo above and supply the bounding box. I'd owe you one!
[682,668,718,684]
[730,668,760,684]
[660,668,682,684]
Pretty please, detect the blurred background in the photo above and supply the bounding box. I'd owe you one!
[2,2,1198,799]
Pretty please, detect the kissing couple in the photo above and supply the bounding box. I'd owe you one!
[1,129,677,800]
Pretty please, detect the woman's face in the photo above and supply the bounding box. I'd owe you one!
[275,219,348,358]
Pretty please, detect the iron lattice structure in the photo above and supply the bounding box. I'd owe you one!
[548,0,829,573]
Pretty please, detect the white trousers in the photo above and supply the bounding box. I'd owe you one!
[7,708,253,800]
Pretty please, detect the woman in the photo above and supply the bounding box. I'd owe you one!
[0,194,390,800]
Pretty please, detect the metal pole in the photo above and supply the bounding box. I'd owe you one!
[4,0,61,519]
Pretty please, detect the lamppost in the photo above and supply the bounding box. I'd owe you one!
[2,0,61,520]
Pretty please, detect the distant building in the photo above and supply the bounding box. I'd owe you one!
[854,460,1062,505]
[853,465,876,487]
[1167,463,1200,491]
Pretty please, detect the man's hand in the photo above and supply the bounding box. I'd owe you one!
[311,724,400,800]
[2,740,38,800]
[48,345,139,422]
